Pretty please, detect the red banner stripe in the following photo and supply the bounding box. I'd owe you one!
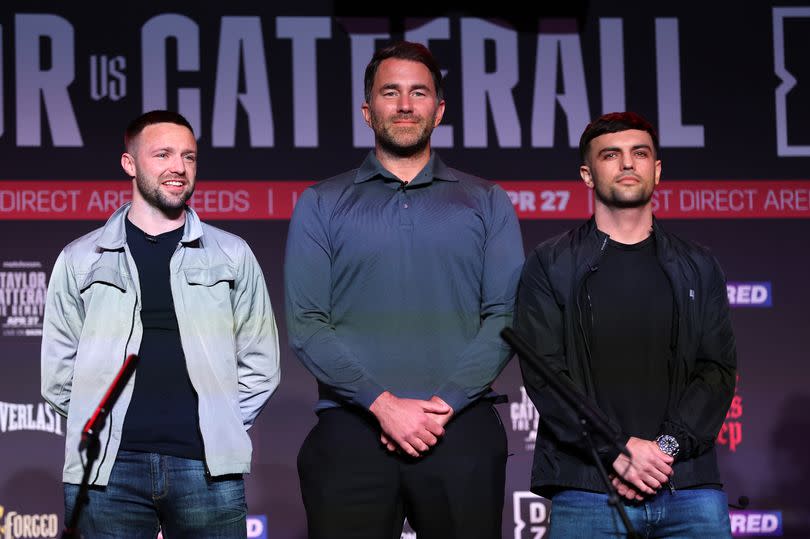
[1,180,809,220]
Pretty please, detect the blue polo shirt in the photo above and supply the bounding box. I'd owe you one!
[284,151,524,413]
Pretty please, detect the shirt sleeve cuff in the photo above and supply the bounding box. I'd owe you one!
[434,382,472,413]
[356,381,387,410]
[601,433,630,468]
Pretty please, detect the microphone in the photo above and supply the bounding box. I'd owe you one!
[80,354,139,450]
[500,327,631,459]
[729,495,750,509]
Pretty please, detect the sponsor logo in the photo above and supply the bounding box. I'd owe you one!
[717,374,743,452]
[156,515,266,539]
[0,402,63,436]
[0,261,47,337]
[773,7,810,157]
[513,491,550,539]
[246,515,267,539]
[510,387,540,451]
[0,401,65,436]
[727,282,772,308]
[730,510,782,536]
[0,505,59,539]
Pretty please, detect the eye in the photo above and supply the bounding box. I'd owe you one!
[634,150,649,158]
[156,152,168,159]
[602,152,617,160]
[184,154,196,162]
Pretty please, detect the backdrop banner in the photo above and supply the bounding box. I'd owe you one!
[1,3,808,538]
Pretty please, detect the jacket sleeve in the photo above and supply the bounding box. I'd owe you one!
[233,243,281,429]
[434,184,525,413]
[41,250,84,418]
[660,255,736,459]
[514,248,628,463]
[284,188,386,409]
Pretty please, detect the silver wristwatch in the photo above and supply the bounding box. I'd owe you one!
[656,434,680,457]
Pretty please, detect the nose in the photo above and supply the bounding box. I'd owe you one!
[621,151,634,170]
[397,94,413,113]
[169,153,186,175]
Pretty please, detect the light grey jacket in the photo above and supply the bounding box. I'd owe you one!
[41,203,280,485]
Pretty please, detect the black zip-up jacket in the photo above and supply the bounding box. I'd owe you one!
[514,216,736,497]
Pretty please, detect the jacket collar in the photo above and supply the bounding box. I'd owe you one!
[582,214,676,268]
[650,216,675,263]
[96,202,204,250]
[580,216,610,270]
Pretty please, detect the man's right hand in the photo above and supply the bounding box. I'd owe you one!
[611,436,674,497]
[369,391,451,457]
[610,474,644,502]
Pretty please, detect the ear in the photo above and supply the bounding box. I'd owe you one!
[121,152,136,178]
[654,159,662,186]
[433,99,446,127]
[580,164,594,189]
[361,102,372,128]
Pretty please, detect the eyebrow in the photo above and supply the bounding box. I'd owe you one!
[598,144,653,155]
[150,146,197,156]
[379,83,432,92]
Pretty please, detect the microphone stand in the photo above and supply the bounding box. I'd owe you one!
[62,354,138,539]
[62,434,100,539]
[501,328,640,539]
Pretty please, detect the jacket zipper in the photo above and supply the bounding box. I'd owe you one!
[576,236,608,369]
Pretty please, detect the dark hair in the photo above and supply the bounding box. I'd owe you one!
[124,110,194,151]
[364,41,444,103]
[578,112,659,162]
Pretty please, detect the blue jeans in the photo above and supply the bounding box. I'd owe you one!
[549,488,732,538]
[64,450,247,539]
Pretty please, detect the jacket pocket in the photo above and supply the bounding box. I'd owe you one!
[179,265,236,339]
[80,265,127,293]
[184,265,236,288]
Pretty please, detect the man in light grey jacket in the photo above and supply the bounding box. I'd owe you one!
[41,110,280,538]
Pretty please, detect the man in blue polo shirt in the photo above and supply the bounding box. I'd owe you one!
[285,41,525,538]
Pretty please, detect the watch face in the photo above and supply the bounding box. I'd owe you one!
[657,435,679,457]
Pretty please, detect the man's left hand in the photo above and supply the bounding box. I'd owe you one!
[425,395,454,427]
[381,396,454,453]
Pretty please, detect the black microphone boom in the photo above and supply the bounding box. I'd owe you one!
[500,327,630,459]
[80,353,139,450]
[501,327,643,537]
[64,353,139,538]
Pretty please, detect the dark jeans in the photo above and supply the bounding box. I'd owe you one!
[549,487,732,538]
[298,400,508,539]
[64,450,247,539]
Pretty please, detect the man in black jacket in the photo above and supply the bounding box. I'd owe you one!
[514,111,736,537]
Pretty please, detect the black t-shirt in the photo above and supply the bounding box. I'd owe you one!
[120,218,204,460]
[587,235,674,440]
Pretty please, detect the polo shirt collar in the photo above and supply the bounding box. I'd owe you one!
[353,151,460,186]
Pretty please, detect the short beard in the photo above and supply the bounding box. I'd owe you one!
[594,187,652,208]
[376,129,431,157]
[370,110,435,158]
[592,174,654,209]
[135,174,193,213]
